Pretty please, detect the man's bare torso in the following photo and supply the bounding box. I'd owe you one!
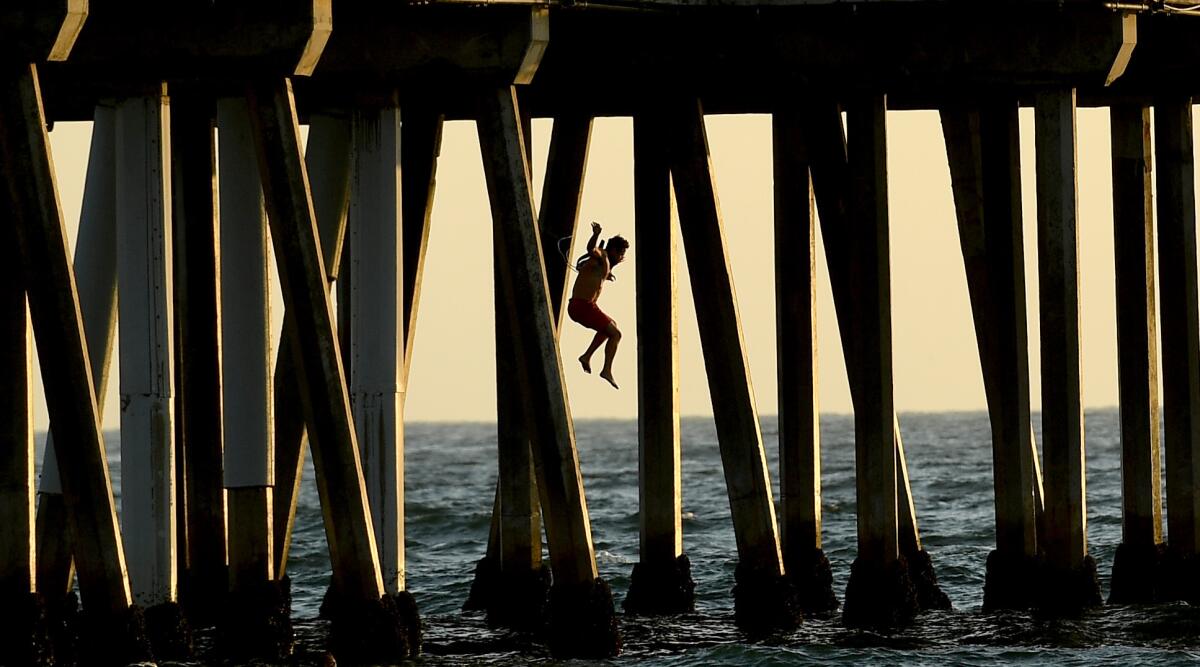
[571,252,610,302]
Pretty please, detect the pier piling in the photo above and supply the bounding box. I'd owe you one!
[623,112,696,616]
[1155,98,1200,603]
[772,108,837,615]
[1109,103,1166,604]
[667,98,799,633]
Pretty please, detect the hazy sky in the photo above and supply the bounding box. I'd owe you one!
[36,106,1200,430]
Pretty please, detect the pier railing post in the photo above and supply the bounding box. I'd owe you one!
[942,100,1040,610]
[477,86,620,658]
[246,78,418,663]
[0,63,149,663]
[1154,97,1200,602]
[666,98,799,632]
[1034,88,1100,611]
[772,108,837,614]
[170,90,227,622]
[1109,103,1165,604]
[115,84,190,657]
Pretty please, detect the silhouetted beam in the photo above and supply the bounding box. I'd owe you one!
[171,90,227,606]
[0,199,32,599]
[401,107,444,380]
[522,6,1134,117]
[942,102,1038,560]
[478,86,599,587]
[1035,88,1088,573]
[668,99,784,578]
[803,102,923,556]
[845,94,897,566]
[772,109,821,562]
[0,63,132,616]
[273,114,352,577]
[1156,98,1200,557]
[247,77,384,603]
[541,116,594,329]
[634,112,681,568]
[1102,13,1200,100]
[1111,104,1162,551]
[0,1,88,62]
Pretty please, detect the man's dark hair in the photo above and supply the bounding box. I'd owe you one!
[607,235,630,254]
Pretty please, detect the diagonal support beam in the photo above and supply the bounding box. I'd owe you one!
[0,63,131,616]
[246,78,384,603]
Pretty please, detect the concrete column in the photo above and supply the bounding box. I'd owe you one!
[217,97,275,588]
[274,113,352,577]
[1108,103,1164,604]
[666,99,795,631]
[35,103,119,600]
[115,86,178,608]
[0,211,33,599]
[477,87,618,658]
[349,105,405,594]
[1034,88,1097,609]
[170,90,226,616]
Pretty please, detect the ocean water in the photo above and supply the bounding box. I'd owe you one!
[57,409,1200,664]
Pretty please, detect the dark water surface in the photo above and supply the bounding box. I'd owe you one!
[72,409,1200,664]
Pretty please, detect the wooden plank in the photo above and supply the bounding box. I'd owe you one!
[0,63,131,614]
[273,113,352,576]
[941,102,1038,558]
[845,94,897,566]
[477,86,597,586]
[115,87,178,606]
[1034,88,1087,571]
[772,109,820,559]
[245,77,383,602]
[634,113,681,565]
[1155,98,1200,556]
[666,98,783,576]
[349,104,406,593]
[1111,104,1162,549]
[35,102,120,600]
[0,210,33,597]
[170,90,227,591]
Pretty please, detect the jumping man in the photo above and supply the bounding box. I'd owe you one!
[568,222,629,389]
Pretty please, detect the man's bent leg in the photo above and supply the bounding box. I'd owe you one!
[599,323,622,389]
[580,330,607,373]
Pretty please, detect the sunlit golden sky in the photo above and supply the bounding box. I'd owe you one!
[36,107,1200,429]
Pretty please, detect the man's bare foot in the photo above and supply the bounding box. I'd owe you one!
[578,356,592,374]
[599,370,619,389]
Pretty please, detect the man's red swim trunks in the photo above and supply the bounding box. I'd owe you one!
[567,298,613,332]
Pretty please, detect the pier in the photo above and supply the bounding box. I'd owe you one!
[1,0,1199,663]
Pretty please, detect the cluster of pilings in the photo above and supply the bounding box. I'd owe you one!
[3,0,1200,664]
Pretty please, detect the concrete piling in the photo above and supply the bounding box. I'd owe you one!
[1109,104,1166,604]
[666,98,799,633]
[1034,88,1100,612]
[1154,98,1200,603]
[772,108,837,615]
